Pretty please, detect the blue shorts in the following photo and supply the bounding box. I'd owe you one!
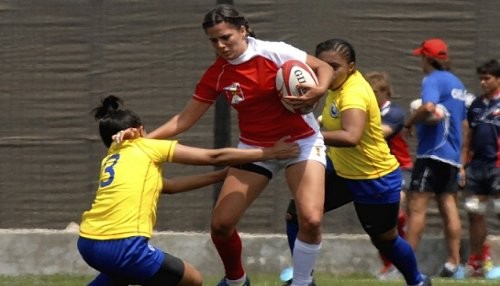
[344,168,402,204]
[77,236,164,284]
[465,166,500,196]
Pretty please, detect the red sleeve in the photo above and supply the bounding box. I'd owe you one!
[193,58,225,104]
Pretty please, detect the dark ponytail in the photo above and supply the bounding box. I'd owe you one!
[93,95,121,120]
[92,95,142,147]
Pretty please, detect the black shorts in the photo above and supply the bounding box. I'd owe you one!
[408,158,459,194]
[324,165,353,212]
[233,163,273,179]
[354,202,400,236]
[146,252,185,286]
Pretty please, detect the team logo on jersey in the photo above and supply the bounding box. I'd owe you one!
[451,88,474,102]
[223,82,245,105]
[329,102,339,118]
[473,101,500,127]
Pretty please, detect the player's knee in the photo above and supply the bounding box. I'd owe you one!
[210,218,235,238]
[189,270,203,286]
[465,196,487,215]
[149,253,187,286]
[289,199,322,232]
[179,262,202,286]
[298,213,322,232]
[210,227,232,239]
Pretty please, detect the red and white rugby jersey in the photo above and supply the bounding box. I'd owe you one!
[194,37,317,147]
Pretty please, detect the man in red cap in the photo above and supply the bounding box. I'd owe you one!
[404,37,469,279]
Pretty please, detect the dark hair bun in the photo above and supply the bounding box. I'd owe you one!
[93,95,122,120]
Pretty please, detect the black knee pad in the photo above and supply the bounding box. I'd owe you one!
[146,252,184,286]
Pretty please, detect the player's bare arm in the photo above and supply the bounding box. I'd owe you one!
[171,136,299,166]
[162,168,228,194]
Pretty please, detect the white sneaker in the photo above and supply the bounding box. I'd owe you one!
[280,266,293,282]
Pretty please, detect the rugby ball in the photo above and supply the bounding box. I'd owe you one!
[409,98,446,125]
[276,60,319,114]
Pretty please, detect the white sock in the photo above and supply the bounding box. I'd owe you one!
[292,239,321,286]
[225,274,246,286]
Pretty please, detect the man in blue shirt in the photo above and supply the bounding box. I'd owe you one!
[404,38,469,279]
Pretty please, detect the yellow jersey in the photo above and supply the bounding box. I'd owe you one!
[79,138,177,240]
[321,71,399,179]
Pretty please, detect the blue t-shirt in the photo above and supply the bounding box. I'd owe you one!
[467,95,500,168]
[415,70,469,167]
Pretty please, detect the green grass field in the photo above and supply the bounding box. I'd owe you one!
[0,273,498,286]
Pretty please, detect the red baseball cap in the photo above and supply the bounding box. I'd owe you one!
[412,38,448,60]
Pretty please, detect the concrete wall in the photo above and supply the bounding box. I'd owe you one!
[1,228,499,277]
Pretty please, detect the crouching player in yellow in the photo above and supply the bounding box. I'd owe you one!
[78,95,299,286]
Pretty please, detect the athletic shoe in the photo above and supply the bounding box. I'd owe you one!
[485,266,500,280]
[467,254,484,277]
[279,266,315,286]
[454,265,465,279]
[467,243,494,277]
[483,256,494,273]
[216,276,250,286]
[418,274,432,286]
[438,263,465,279]
[283,280,316,286]
[467,248,495,278]
[280,266,294,283]
[481,251,500,280]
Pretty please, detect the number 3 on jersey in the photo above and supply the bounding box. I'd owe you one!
[100,154,121,187]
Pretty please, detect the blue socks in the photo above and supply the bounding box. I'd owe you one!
[286,219,299,255]
[376,236,422,285]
